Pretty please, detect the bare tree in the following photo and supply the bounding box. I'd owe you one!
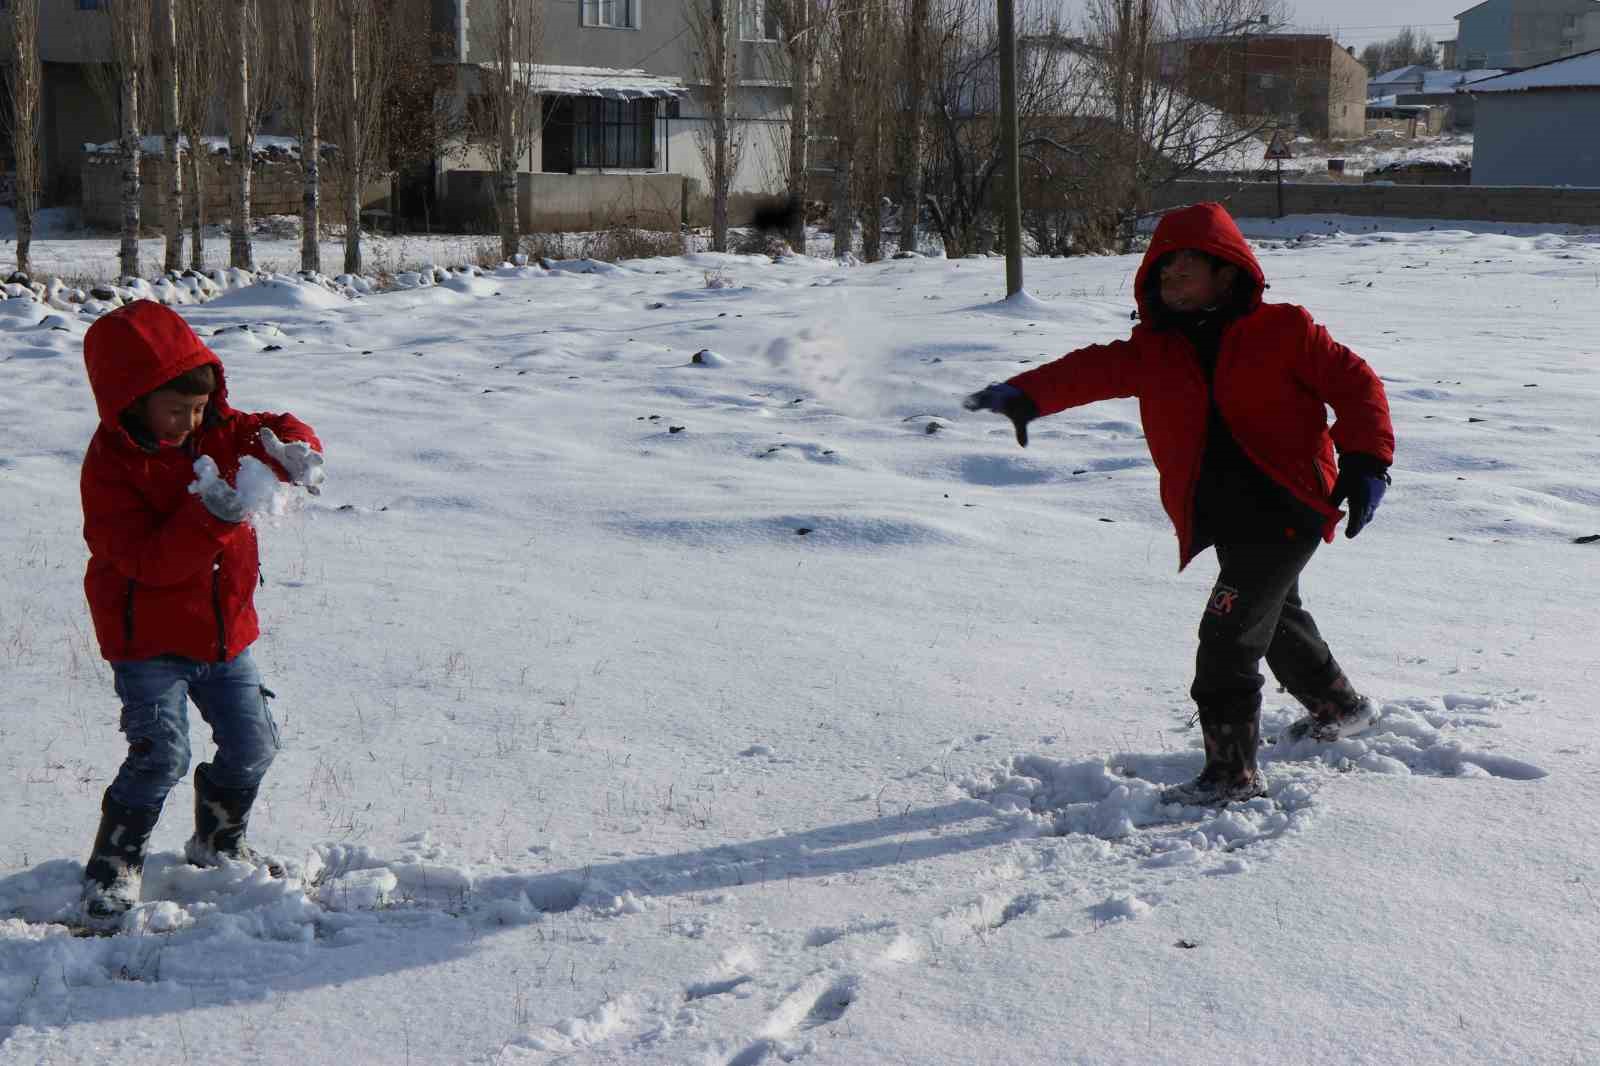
[155,0,184,273]
[922,0,1089,257]
[818,0,871,258]
[6,0,42,278]
[86,0,152,279]
[896,0,932,254]
[755,0,820,252]
[175,0,222,271]
[1359,26,1437,76]
[282,0,331,273]
[857,0,897,262]
[331,0,398,274]
[464,0,543,262]
[1083,0,1290,250]
[688,0,742,252]
[228,0,259,269]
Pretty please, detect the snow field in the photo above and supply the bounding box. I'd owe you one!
[0,223,1598,1063]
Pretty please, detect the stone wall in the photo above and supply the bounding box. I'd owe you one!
[80,154,352,230]
[1152,180,1600,226]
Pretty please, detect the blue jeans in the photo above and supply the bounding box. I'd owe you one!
[107,649,280,811]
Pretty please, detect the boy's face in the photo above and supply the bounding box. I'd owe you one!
[137,389,209,446]
[1158,250,1238,313]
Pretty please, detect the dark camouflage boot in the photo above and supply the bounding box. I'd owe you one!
[82,794,163,924]
[1282,674,1377,743]
[1161,703,1267,806]
[184,763,285,878]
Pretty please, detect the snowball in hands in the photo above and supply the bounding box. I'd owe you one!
[259,426,326,495]
[189,455,295,522]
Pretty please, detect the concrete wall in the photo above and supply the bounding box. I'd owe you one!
[1151,179,1600,224]
[1473,89,1600,185]
[441,169,685,231]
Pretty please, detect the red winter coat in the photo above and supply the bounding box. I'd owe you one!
[1008,202,1394,569]
[80,300,322,663]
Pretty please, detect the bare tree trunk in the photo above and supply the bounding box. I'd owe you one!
[300,0,322,273]
[176,0,220,272]
[8,0,41,278]
[896,0,928,254]
[118,7,144,280]
[230,0,256,270]
[710,0,732,252]
[160,0,184,274]
[786,52,809,253]
[344,9,362,275]
[495,2,518,261]
[830,155,852,259]
[189,150,206,270]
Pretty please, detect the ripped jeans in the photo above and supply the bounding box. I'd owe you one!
[106,649,281,812]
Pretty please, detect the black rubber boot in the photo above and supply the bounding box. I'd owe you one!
[1283,674,1377,743]
[82,793,163,923]
[184,763,284,877]
[1161,702,1267,806]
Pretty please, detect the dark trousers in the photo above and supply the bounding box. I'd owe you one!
[1191,539,1343,714]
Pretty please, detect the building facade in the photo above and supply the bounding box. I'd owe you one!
[429,0,791,230]
[1181,33,1368,139]
[1454,0,1600,69]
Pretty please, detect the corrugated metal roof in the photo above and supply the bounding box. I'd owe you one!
[1470,48,1600,91]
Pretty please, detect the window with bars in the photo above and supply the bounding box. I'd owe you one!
[581,0,637,29]
[543,97,656,172]
[741,0,780,41]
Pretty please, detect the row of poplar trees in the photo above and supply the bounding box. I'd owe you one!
[4,0,424,283]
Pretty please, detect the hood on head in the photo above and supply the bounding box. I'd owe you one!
[1132,202,1266,322]
[83,300,230,433]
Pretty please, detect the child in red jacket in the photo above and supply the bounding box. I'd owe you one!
[78,300,325,924]
[966,203,1394,806]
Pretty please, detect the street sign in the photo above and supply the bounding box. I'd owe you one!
[1264,129,1294,161]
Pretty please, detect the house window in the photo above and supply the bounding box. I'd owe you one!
[582,0,638,29]
[543,96,657,171]
[77,0,102,9]
[741,0,780,41]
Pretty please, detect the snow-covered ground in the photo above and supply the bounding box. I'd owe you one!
[2,219,1598,1064]
[1257,133,1474,178]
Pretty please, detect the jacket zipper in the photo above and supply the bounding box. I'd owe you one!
[123,579,137,648]
[212,558,227,661]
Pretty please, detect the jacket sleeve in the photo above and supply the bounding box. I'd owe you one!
[81,448,245,587]
[1005,333,1145,417]
[1294,311,1395,465]
[230,410,324,480]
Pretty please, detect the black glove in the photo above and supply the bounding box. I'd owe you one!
[963,382,1040,447]
[1329,453,1390,539]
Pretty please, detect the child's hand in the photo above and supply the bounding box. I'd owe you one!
[963,383,1039,447]
[260,427,326,495]
[1329,454,1390,538]
[189,456,249,523]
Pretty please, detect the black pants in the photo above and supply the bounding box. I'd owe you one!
[1191,539,1343,713]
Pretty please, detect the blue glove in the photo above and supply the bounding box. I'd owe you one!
[1329,453,1390,538]
[963,382,1039,447]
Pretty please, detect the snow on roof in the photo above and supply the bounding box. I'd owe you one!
[83,134,326,159]
[488,63,689,99]
[1469,48,1600,91]
[1370,65,1509,93]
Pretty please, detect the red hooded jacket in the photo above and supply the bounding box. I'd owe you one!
[80,300,322,663]
[1008,202,1394,569]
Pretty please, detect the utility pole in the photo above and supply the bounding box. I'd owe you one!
[997,0,1022,295]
